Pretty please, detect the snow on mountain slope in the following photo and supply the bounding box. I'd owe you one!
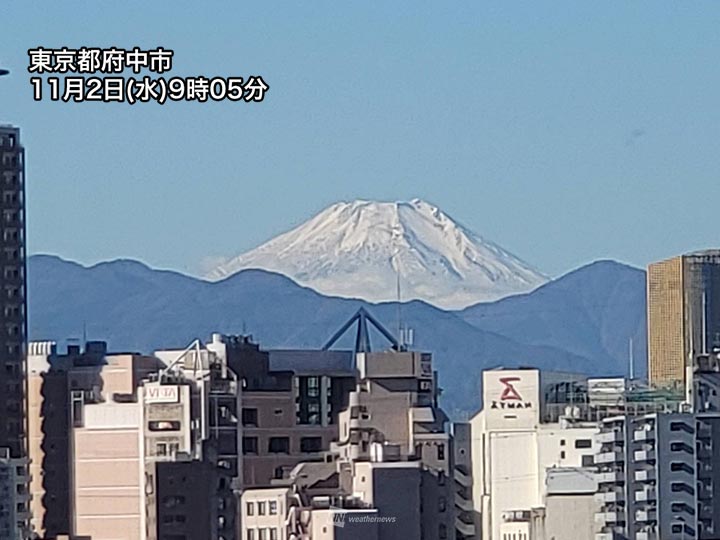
[208,199,547,309]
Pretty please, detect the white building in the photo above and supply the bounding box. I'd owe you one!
[471,368,600,540]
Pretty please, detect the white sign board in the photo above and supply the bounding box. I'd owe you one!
[483,369,540,429]
[145,384,179,404]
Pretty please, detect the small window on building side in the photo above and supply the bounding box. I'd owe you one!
[268,437,290,454]
[574,439,592,449]
[242,408,258,427]
[243,437,259,455]
[300,436,322,453]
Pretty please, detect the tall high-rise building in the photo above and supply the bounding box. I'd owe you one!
[0,125,29,539]
[647,251,720,387]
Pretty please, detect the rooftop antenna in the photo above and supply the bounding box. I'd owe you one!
[628,337,634,381]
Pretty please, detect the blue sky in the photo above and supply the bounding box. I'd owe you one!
[1,1,719,276]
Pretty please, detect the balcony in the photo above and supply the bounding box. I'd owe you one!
[596,470,624,484]
[635,487,656,502]
[595,511,623,525]
[596,451,624,464]
[455,517,476,538]
[636,509,657,523]
[633,429,654,442]
[454,467,471,488]
[455,493,473,512]
[634,469,656,482]
[595,490,625,504]
[634,449,656,462]
[597,430,624,444]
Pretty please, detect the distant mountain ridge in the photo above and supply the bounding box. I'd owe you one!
[28,255,646,416]
[208,199,547,309]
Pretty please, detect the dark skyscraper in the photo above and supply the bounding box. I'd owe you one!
[0,125,30,538]
[0,126,27,457]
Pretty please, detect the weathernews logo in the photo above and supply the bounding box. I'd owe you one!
[490,376,532,410]
[331,507,397,528]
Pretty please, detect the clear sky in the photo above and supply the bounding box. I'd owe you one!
[1,1,719,277]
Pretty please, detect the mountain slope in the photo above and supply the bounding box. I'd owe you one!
[208,199,547,309]
[27,255,643,416]
[460,260,647,377]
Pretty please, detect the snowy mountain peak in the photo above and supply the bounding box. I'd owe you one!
[208,199,547,309]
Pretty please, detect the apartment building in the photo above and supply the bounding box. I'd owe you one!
[595,412,720,540]
[452,422,476,539]
[594,363,720,540]
[240,348,455,540]
[0,125,29,540]
[0,447,30,540]
[27,340,162,539]
[219,338,355,487]
[28,335,242,540]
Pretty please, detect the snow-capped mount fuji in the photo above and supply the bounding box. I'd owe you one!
[208,199,548,309]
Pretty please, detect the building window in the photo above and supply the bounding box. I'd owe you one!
[307,376,320,397]
[269,500,277,515]
[148,420,181,431]
[243,437,258,455]
[258,530,267,540]
[560,451,566,459]
[162,495,186,508]
[574,439,592,449]
[670,462,694,474]
[581,455,594,467]
[258,501,266,516]
[437,443,445,461]
[439,524,447,539]
[438,497,446,512]
[300,437,322,453]
[560,439,566,446]
[242,408,258,427]
[247,530,255,540]
[71,390,84,428]
[268,437,290,454]
[269,529,277,540]
[246,502,254,516]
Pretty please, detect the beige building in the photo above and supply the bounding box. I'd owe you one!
[28,341,162,540]
[28,335,242,540]
[647,251,720,388]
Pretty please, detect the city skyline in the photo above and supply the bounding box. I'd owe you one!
[2,2,720,277]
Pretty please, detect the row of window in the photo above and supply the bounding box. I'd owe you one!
[246,500,278,516]
[501,533,528,540]
[242,436,322,455]
[243,403,324,427]
[246,528,278,540]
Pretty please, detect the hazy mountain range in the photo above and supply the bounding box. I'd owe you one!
[208,199,547,309]
[28,255,646,417]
